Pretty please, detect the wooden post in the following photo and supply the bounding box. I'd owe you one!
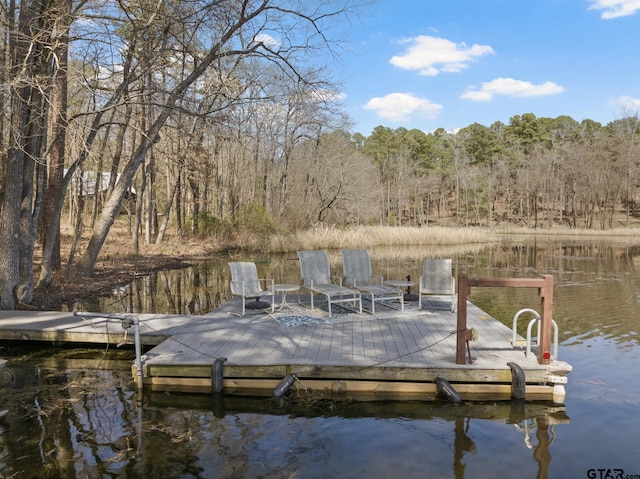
[538,275,553,365]
[456,274,470,365]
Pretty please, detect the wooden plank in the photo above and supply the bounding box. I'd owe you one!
[144,376,556,401]
[338,322,350,360]
[352,320,366,361]
[0,310,193,345]
[303,323,325,361]
[465,277,548,288]
[328,322,343,362]
[361,319,378,362]
[144,361,551,384]
[394,317,423,363]
[389,321,416,363]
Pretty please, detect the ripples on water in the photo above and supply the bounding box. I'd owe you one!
[1,237,639,477]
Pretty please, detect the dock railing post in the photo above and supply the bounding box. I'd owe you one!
[73,311,144,390]
[456,274,469,365]
[538,275,553,365]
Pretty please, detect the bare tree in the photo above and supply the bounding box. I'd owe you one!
[39,0,73,287]
[0,0,361,308]
[75,0,358,276]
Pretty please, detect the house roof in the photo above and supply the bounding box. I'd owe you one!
[64,169,137,196]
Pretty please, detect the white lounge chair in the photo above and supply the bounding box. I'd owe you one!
[341,249,404,313]
[418,258,456,312]
[297,250,362,318]
[228,262,275,316]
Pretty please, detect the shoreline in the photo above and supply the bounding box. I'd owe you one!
[24,224,640,311]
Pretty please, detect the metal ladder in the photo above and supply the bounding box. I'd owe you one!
[512,308,559,360]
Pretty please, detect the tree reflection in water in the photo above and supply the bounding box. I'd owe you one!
[0,360,569,478]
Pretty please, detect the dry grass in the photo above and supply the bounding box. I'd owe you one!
[266,225,498,253]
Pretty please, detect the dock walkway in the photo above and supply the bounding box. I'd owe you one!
[0,310,192,345]
[0,296,571,402]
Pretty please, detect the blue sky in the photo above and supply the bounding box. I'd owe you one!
[338,0,640,136]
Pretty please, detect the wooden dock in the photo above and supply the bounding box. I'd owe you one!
[139,295,571,402]
[0,295,572,402]
[0,310,193,345]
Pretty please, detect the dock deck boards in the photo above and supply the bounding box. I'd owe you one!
[141,296,569,401]
[0,296,571,401]
[142,299,534,368]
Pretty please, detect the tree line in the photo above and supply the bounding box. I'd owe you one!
[0,1,638,310]
[358,113,639,230]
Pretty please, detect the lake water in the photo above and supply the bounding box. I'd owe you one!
[0,237,639,478]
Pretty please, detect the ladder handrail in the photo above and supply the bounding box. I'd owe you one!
[512,308,540,348]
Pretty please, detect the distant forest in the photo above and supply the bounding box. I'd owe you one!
[0,1,638,309]
[354,114,639,230]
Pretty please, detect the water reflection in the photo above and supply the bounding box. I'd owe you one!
[148,392,568,479]
[0,359,571,478]
[0,366,136,478]
[97,263,229,316]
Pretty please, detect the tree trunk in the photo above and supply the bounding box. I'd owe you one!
[0,145,23,308]
[1,0,52,308]
[38,8,68,285]
[156,174,179,244]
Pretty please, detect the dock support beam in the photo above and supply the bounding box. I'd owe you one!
[456,275,554,365]
[456,277,470,365]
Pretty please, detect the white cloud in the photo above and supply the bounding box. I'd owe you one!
[364,93,442,122]
[460,77,565,101]
[587,0,640,19]
[253,33,281,49]
[389,35,494,76]
[612,95,640,110]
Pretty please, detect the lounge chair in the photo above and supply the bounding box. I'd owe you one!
[341,249,404,313]
[228,262,275,316]
[418,258,456,312]
[297,250,362,317]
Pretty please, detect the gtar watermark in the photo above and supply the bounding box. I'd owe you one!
[587,469,640,479]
